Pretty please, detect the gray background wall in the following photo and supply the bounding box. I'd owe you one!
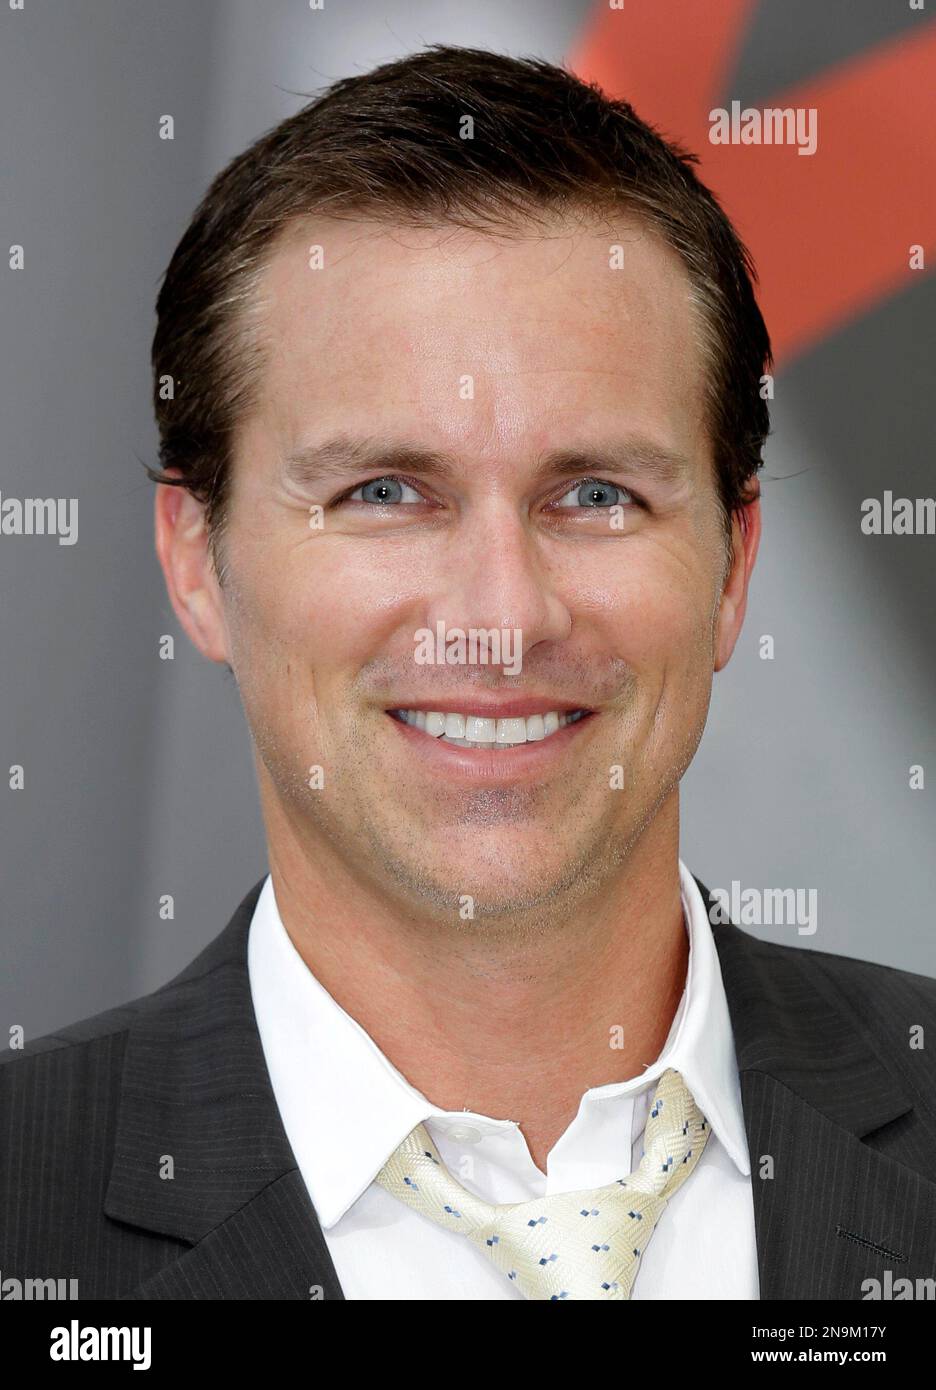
[2,0,933,1040]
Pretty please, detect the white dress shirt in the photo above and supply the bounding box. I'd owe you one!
[247,859,759,1299]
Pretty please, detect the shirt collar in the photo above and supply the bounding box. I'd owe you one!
[247,859,750,1229]
[635,860,750,1177]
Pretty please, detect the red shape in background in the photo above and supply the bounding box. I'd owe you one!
[570,3,936,366]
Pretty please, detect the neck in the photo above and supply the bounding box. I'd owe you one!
[261,789,689,1173]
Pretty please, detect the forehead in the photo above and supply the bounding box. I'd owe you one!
[250,214,709,468]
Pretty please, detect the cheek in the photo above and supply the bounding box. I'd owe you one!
[219,556,312,741]
[302,554,408,683]
[595,548,717,674]
[228,544,402,723]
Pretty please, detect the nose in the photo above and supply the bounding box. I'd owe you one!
[423,500,572,672]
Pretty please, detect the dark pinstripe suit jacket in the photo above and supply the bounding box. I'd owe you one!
[2,876,936,1300]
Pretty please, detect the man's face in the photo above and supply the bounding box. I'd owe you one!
[169,214,756,920]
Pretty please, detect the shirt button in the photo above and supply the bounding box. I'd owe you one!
[446,1125,483,1143]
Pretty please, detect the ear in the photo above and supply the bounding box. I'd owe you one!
[154,473,231,665]
[714,495,761,672]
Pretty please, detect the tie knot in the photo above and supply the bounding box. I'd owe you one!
[374,1068,710,1300]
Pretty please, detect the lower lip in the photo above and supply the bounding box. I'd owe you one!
[385,710,597,781]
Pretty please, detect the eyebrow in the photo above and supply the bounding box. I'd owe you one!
[281,434,691,491]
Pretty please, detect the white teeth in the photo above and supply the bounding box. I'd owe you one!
[464,716,496,743]
[393,707,588,747]
[496,717,528,745]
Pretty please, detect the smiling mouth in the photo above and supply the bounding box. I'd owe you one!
[387,707,593,749]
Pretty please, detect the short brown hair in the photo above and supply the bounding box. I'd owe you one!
[148,43,771,574]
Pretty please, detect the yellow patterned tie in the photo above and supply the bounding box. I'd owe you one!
[374,1068,710,1300]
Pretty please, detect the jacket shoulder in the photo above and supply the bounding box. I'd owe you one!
[1,877,261,1074]
[744,932,936,1009]
[1,996,141,1071]
[0,895,257,1295]
[717,923,936,1105]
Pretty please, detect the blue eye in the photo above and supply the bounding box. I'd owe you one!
[555,479,634,508]
[345,476,424,505]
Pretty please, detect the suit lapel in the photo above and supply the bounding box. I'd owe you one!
[120,1171,342,1300]
[105,879,346,1300]
[737,1068,936,1299]
[698,878,936,1299]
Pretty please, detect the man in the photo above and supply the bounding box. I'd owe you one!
[2,44,935,1302]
